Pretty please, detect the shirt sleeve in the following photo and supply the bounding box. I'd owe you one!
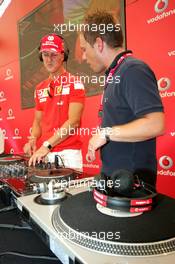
[69,78,85,104]
[34,86,44,111]
[122,63,164,117]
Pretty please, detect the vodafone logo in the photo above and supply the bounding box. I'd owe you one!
[14,128,19,136]
[4,68,13,80]
[158,77,175,98]
[13,128,22,139]
[2,129,6,137]
[27,127,33,139]
[0,91,4,99]
[0,91,6,102]
[147,0,174,24]
[7,108,15,120]
[83,163,99,169]
[2,129,8,139]
[48,36,54,41]
[168,50,175,56]
[157,77,171,91]
[159,156,173,169]
[155,0,168,13]
[8,108,13,117]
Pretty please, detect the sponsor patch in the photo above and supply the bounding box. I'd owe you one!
[37,88,49,98]
[39,98,47,103]
[54,85,63,95]
[74,82,84,90]
[62,87,70,95]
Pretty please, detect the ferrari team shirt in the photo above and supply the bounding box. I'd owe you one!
[35,71,85,152]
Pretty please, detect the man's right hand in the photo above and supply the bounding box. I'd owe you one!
[23,138,37,156]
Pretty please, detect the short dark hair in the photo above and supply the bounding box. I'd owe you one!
[82,11,123,48]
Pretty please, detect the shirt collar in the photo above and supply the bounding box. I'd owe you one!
[105,50,133,76]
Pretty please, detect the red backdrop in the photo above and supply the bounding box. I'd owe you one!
[0,0,174,198]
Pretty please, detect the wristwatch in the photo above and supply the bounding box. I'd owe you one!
[100,127,112,143]
[105,133,111,143]
[43,141,52,150]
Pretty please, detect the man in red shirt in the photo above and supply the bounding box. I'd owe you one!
[24,34,85,170]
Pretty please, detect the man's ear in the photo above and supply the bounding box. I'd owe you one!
[94,37,104,53]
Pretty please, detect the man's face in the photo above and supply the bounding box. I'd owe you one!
[41,51,64,73]
[79,34,104,73]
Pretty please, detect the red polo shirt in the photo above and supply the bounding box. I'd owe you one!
[35,71,85,152]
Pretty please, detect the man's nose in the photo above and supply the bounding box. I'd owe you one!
[46,55,52,62]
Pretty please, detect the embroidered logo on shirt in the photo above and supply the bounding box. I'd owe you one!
[62,86,70,95]
[54,85,63,96]
[74,82,84,90]
[37,88,49,98]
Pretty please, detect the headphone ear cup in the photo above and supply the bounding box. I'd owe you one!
[63,47,69,62]
[39,53,43,62]
[38,44,43,62]
[96,174,108,194]
[110,169,134,196]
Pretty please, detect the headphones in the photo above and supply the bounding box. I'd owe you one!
[38,34,69,62]
[93,170,158,213]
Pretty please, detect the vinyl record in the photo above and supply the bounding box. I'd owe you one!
[28,168,75,183]
[0,154,24,164]
[52,191,175,256]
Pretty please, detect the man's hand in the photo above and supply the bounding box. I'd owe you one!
[86,133,106,162]
[28,146,50,166]
[23,139,37,156]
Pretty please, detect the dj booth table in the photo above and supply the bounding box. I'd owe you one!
[0,155,174,264]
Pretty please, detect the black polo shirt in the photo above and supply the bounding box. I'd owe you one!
[101,51,164,186]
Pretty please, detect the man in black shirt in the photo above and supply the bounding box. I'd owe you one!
[80,11,165,186]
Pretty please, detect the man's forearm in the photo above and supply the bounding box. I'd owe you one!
[46,119,80,147]
[109,112,165,142]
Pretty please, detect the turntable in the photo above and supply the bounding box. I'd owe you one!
[52,190,175,256]
[51,171,175,260]
[16,184,175,264]
[0,154,27,166]
[28,166,75,183]
[10,168,175,263]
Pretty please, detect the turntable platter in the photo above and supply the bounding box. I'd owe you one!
[0,154,24,163]
[52,191,175,256]
[28,167,75,183]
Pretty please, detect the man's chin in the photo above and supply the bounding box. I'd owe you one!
[47,68,57,73]
[89,65,103,74]
[90,66,99,73]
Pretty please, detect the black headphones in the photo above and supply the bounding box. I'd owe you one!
[38,34,69,62]
[93,170,158,213]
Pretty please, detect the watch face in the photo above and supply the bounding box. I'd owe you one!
[43,141,49,147]
[43,141,52,149]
